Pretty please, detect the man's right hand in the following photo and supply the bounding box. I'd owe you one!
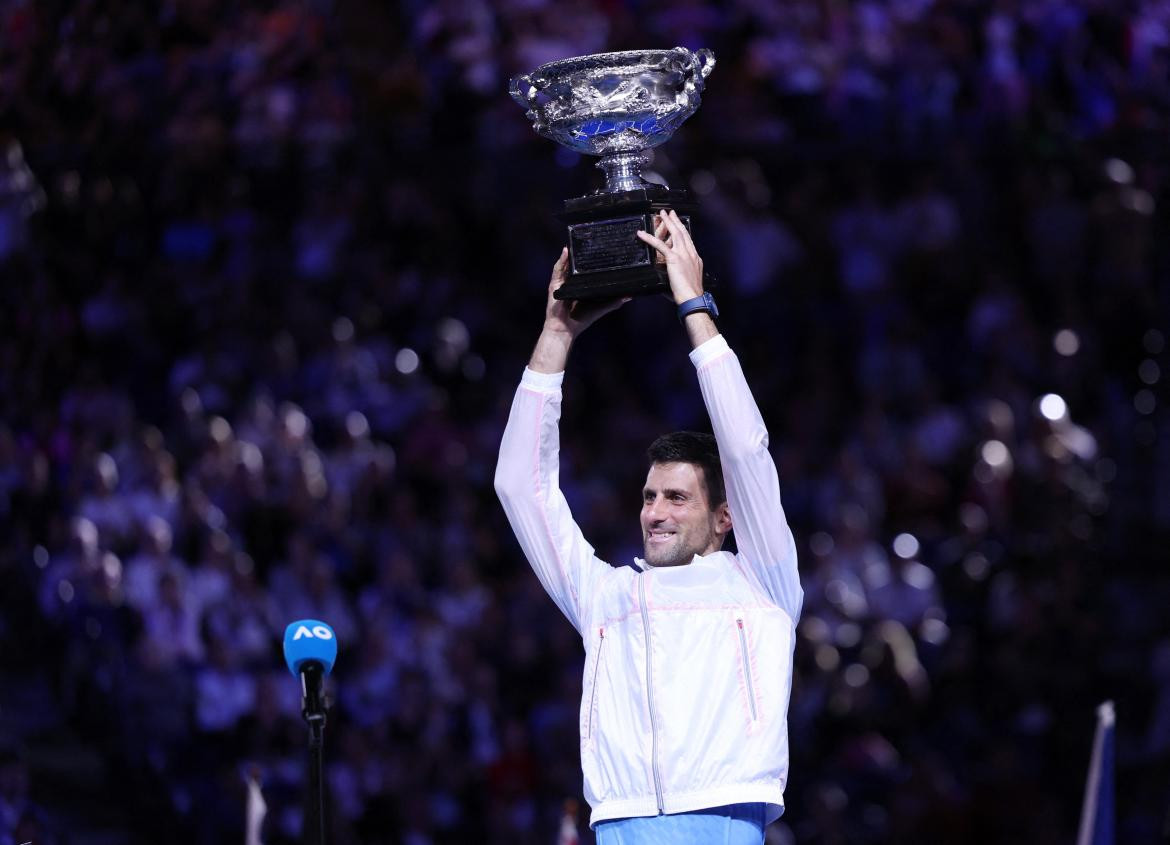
[543,247,630,338]
[530,247,629,373]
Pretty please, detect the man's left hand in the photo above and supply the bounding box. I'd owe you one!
[636,209,705,305]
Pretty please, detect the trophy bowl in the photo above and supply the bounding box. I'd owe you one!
[510,47,715,192]
[510,47,716,300]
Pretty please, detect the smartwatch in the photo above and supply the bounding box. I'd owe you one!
[677,292,719,323]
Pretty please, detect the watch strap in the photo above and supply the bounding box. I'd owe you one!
[677,292,718,323]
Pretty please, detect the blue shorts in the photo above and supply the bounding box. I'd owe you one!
[594,803,767,844]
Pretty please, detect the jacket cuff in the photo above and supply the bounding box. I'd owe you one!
[521,367,564,392]
[689,334,730,369]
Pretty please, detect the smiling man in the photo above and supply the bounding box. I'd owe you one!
[641,432,730,567]
[495,211,803,844]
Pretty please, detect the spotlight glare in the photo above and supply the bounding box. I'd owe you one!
[892,532,919,559]
[690,169,716,196]
[843,663,870,688]
[809,531,835,557]
[1053,329,1080,356]
[1038,393,1067,422]
[981,439,1010,467]
[395,348,420,374]
[1105,158,1134,184]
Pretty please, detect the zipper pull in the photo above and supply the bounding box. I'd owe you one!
[737,619,744,630]
[599,627,605,640]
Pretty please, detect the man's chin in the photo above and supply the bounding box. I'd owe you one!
[643,546,689,567]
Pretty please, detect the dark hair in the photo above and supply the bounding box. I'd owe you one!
[647,431,725,509]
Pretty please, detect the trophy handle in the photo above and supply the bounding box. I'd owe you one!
[673,47,716,100]
[694,48,716,79]
[509,74,537,109]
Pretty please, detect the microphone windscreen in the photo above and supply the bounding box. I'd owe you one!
[282,619,338,677]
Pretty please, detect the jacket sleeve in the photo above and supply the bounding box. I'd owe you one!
[494,367,611,633]
[691,335,803,619]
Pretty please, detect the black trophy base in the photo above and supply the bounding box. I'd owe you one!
[554,184,706,301]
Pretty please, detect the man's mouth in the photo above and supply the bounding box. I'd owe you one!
[647,530,676,544]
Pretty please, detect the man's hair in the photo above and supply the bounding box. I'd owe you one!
[647,431,726,510]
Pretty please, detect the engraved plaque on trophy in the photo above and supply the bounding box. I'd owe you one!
[510,47,716,300]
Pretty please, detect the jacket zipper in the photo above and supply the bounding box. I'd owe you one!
[639,574,665,813]
[586,627,604,739]
[736,619,758,722]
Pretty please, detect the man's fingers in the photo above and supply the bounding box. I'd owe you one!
[568,295,630,324]
[550,247,569,289]
[662,210,696,256]
[591,296,631,320]
[636,228,671,257]
[661,209,693,252]
[657,209,686,252]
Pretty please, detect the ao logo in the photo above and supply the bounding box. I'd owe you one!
[293,624,334,640]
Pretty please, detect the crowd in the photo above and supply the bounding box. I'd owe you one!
[1,0,1168,842]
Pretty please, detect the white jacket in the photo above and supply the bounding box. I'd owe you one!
[494,335,803,828]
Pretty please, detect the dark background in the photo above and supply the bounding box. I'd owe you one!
[1,0,1168,842]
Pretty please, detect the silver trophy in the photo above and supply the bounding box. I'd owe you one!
[510,47,716,299]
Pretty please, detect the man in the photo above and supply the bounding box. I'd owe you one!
[495,210,803,843]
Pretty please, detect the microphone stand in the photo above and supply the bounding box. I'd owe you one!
[301,661,328,845]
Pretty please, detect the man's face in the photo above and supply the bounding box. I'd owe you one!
[640,462,730,567]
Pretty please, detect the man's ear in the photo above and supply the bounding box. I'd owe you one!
[714,501,732,538]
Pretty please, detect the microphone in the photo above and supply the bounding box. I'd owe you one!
[283,620,337,845]
[283,619,337,725]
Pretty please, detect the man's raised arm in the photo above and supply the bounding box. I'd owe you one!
[639,211,803,618]
[494,249,629,633]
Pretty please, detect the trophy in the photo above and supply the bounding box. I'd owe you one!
[510,47,716,300]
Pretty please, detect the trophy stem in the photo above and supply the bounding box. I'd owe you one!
[596,152,651,193]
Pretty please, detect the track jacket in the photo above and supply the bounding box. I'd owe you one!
[494,334,803,828]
